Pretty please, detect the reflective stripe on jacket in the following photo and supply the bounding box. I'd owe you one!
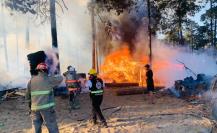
[90,90,103,95]
[88,78,104,96]
[66,80,78,83]
[26,73,63,111]
[68,88,79,92]
[63,70,80,92]
[31,90,55,110]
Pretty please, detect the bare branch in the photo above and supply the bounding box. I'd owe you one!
[56,1,64,13]
[60,0,68,10]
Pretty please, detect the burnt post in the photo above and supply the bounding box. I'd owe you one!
[91,0,96,70]
[147,0,152,65]
[50,0,60,73]
[1,0,9,71]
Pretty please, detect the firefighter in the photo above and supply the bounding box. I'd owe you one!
[144,64,155,104]
[26,63,63,133]
[63,66,80,110]
[86,69,108,128]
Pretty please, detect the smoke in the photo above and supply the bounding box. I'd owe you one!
[45,48,59,75]
[96,12,147,55]
[0,0,92,89]
[151,40,217,87]
[1,0,217,90]
[97,4,217,87]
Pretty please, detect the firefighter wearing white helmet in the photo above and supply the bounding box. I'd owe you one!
[26,62,63,133]
[86,69,108,128]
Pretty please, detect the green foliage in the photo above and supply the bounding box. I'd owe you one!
[5,0,216,50]
[94,0,137,15]
[165,29,179,43]
[200,0,217,47]
[194,26,210,49]
[184,20,210,49]
[155,0,200,45]
[5,0,37,14]
[201,6,217,22]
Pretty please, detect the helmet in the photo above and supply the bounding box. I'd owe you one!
[88,69,97,76]
[67,65,72,70]
[36,63,48,70]
[67,65,75,71]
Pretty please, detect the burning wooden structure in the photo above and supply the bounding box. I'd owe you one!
[105,83,139,87]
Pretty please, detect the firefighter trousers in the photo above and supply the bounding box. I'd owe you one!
[90,95,106,122]
[30,108,59,133]
[69,91,80,109]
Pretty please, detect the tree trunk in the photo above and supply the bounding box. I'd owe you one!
[177,1,184,46]
[16,16,19,67]
[1,0,9,71]
[178,16,184,45]
[190,22,194,51]
[91,0,96,70]
[95,19,99,73]
[210,0,214,46]
[50,0,60,74]
[147,0,152,65]
[50,0,58,48]
[214,17,217,47]
[96,42,99,73]
[25,16,30,49]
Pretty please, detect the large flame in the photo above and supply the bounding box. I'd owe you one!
[100,45,183,86]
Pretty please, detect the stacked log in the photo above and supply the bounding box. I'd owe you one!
[106,83,165,96]
[105,83,139,88]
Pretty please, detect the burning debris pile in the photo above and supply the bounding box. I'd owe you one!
[169,74,213,99]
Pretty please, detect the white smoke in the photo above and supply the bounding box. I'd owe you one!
[1,0,217,90]
[152,40,217,87]
[45,48,59,75]
[0,0,92,89]
[100,14,217,87]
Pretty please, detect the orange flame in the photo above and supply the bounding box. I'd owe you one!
[100,45,183,86]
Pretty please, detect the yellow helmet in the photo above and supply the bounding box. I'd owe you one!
[88,69,97,76]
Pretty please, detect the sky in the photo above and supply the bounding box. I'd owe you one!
[191,3,209,26]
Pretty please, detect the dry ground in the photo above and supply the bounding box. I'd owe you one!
[0,88,216,133]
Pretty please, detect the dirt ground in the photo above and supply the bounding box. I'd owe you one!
[0,88,216,133]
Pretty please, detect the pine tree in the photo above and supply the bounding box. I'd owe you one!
[201,1,217,47]
[155,0,200,45]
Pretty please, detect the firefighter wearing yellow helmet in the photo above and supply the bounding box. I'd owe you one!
[86,69,108,128]
[88,69,97,76]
